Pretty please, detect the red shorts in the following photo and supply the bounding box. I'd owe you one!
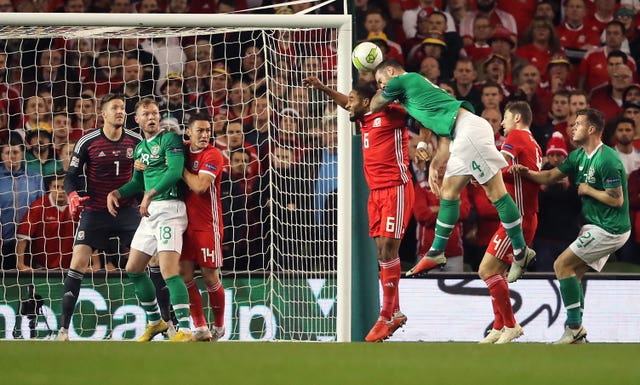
[368,181,414,239]
[181,228,223,268]
[487,213,537,264]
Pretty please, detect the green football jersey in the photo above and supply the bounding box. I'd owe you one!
[132,130,185,201]
[380,72,475,139]
[558,144,630,234]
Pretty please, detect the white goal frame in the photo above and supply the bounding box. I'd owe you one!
[0,12,353,342]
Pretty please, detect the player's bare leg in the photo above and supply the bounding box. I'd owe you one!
[407,175,470,276]
[57,244,94,341]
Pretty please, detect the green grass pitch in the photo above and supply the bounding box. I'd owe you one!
[1,342,638,385]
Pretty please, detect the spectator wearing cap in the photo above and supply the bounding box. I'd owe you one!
[589,54,634,122]
[459,0,518,47]
[556,0,601,64]
[578,21,637,92]
[24,129,63,178]
[614,117,640,175]
[406,32,446,72]
[364,9,404,62]
[516,17,564,78]
[543,54,576,92]
[486,26,528,86]
[158,72,198,137]
[531,131,581,272]
[461,15,493,66]
[367,31,405,65]
[402,0,457,40]
[477,53,516,98]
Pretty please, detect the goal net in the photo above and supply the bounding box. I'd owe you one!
[0,13,352,341]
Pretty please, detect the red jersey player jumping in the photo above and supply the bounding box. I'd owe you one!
[181,113,227,342]
[304,76,414,342]
[478,101,542,344]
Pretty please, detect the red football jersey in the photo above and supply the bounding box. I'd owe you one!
[500,129,542,215]
[358,104,411,190]
[556,23,600,51]
[184,143,226,234]
[17,194,74,269]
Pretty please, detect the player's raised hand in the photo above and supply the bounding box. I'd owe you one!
[302,76,324,89]
[106,190,121,217]
[68,191,89,219]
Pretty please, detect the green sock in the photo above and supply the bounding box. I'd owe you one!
[165,274,191,329]
[579,280,585,318]
[493,193,526,252]
[128,272,161,323]
[430,198,460,252]
[559,276,582,327]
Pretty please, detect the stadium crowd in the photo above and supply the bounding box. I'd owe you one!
[1,0,640,273]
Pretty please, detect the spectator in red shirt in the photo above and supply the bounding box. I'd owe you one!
[578,21,636,91]
[459,0,518,47]
[584,0,617,35]
[557,0,601,63]
[589,53,634,123]
[516,17,563,78]
[16,173,74,271]
[462,15,494,66]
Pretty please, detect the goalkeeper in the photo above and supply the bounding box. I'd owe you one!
[107,98,192,342]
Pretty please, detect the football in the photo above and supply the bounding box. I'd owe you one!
[351,42,383,72]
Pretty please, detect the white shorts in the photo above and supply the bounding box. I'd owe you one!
[445,109,508,184]
[569,224,630,272]
[130,200,188,256]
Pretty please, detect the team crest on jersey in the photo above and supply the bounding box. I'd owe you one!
[126,148,134,158]
[192,160,199,171]
[77,231,85,240]
[586,166,596,184]
[151,145,160,156]
[373,117,382,127]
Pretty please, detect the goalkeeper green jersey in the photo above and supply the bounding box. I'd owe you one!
[558,144,630,235]
[380,72,475,139]
[119,130,185,201]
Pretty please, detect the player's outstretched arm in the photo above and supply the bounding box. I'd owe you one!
[302,76,348,108]
[511,165,565,185]
[369,89,392,113]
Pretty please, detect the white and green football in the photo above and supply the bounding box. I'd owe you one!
[351,42,383,72]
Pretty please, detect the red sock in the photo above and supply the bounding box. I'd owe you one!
[379,258,401,321]
[485,273,515,329]
[207,281,225,328]
[186,280,207,328]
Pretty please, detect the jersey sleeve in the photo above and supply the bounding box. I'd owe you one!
[500,131,522,161]
[199,148,224,180]
[601,156,624,189]
[381,76,406,101]
[557,149,577,176]
[63,140,87,195]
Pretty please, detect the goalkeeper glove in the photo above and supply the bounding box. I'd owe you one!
[68,191,89,218]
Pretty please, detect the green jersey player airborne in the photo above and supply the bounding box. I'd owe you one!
[370,58,535,281]
[107,98,192,342]
[513,109,630,344]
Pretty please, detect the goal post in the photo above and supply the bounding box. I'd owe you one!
[0,12,354,342]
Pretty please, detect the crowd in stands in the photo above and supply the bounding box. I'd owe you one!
[1,0,640,273]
